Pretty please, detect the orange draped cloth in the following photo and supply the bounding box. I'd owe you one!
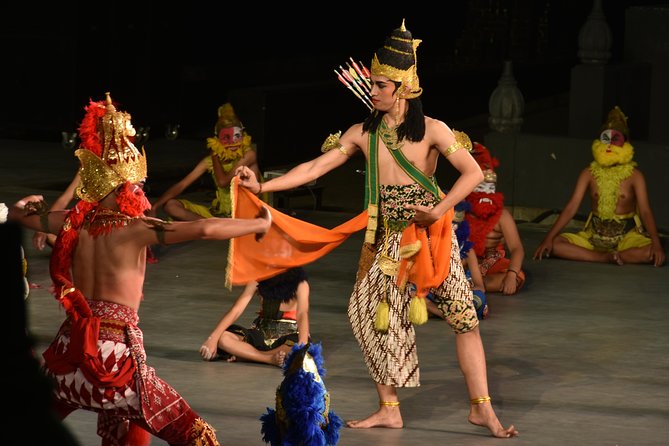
[225,179,367,286]
[397,207,454,298]
[226,178,454,298]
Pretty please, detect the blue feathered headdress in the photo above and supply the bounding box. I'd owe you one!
[454,200,473,259]
[260,342,343,446]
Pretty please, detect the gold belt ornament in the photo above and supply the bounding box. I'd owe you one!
[377,222,400,276]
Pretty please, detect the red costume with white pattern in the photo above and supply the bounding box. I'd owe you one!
[43,94,220,446]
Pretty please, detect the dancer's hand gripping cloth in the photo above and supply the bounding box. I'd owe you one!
[226,178,367,286]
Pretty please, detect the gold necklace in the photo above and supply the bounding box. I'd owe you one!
[378,119,404,151]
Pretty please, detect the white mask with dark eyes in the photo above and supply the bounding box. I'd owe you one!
[473,182,496,194]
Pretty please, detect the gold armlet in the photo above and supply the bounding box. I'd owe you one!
[444,142,463,157]
[23,200,49,231]
[321,130,348,155]
[470,396,491,405]
[445,129,473,156]
[145,218,171,245]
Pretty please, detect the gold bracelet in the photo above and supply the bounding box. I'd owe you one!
[257,182,263,195]
[507,269,518,275]
[470,396,491,405]
[379,400,400,407]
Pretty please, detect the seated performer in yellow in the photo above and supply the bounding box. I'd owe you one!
[534,106,665,266]
[149,103,263,220]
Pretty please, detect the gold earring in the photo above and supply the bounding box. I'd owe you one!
[395,97,401,123]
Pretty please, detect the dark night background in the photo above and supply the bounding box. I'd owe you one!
[1,1,666,170]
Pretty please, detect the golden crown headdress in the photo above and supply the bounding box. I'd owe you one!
[600,106,630,140]
[214,103,243,134]
[75,92,147,202]
[371,19,422,99]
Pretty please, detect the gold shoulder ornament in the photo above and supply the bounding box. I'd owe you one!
[444,129,472,156]
[320,130,348,156]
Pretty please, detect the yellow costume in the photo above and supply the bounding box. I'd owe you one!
[179,103,257,218]
[178,149,253,218]
[561,107,652,253]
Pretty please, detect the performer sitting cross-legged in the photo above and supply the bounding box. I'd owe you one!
[200,267,311,367]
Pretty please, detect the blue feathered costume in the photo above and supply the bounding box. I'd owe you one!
[260,342,343,446]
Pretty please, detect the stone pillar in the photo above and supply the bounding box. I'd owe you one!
[568,0,652,140]
[487,60,525,208]
[569,0,614,138]
[488,60,525,133]
[577,0,612,65]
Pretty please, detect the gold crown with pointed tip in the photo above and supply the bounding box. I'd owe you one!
[76,92,147,202]
[214,103,243,134]
[600,106,630,140]
[371,19,422,99]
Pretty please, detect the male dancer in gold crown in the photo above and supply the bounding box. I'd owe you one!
[235,21,517,437]
[9,93,271,446]
[534,106,665,266]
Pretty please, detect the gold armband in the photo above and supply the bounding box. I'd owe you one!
[145,218,171,245]
[321,130,348,155]
[444,130,472,156]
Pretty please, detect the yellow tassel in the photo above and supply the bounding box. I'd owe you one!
[409,296,428,325]
[399,240,421,259]
[374,299,389,332]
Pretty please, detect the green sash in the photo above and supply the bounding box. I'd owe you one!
[364,131,380,243]
[364,129,442,243]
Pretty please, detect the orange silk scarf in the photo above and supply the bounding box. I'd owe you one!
[226,178,453,298]
[396,207,454,297]
[225,179,367,286]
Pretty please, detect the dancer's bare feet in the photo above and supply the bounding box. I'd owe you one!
[346,406,403,429]
[468,401,518,438]
[255,206,272,242]
[610,251,624,265]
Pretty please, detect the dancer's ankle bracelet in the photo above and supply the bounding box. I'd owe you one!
[380,400,400,407]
